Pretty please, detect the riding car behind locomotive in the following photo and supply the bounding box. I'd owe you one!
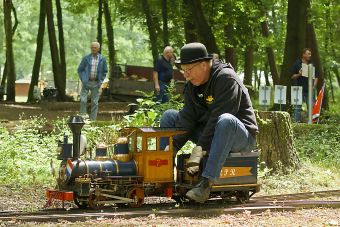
[46,116,260,208]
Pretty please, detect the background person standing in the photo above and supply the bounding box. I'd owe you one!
[291,48,319,122]
[78,41,108,120]
[153,46,174,103]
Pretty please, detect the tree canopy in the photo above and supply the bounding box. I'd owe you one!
[0,0,339,103]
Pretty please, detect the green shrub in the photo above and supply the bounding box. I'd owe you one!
[123,81,184,127]
[0,116,62,186]
[0,116,119,186]
[293,123,340,167]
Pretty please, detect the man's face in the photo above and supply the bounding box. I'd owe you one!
[303,50,312,61]
[165,50,174,60]
[91,43,100,55]
[181,61,209,86]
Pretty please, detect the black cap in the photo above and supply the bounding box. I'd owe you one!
[175,42,212,65]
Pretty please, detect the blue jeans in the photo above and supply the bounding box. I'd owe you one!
[155,81,169,103]
[80,81,100,120]
[293,91,315,122]
[160,109,256,181]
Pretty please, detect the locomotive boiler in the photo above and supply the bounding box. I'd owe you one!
[46,116,260,208]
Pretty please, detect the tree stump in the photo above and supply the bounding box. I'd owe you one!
[256,111,300,172]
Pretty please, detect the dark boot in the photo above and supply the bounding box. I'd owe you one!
[186,177,212,203]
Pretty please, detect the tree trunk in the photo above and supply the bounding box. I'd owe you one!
[0,21,3,91]
[254,0,280,84]
[184,20,197,43]
[183,0,197,43]
[56,0,66,91]
[257,70,262,90]
[1,3,17,89]
[103,0,115,90]
[161,0,169,47]
[10,3,18,35]
[141,0,159,63]
[46,0,65,100]
[3,0,16,101]
[223,2,237,71]
[280,0,308,103]
[224,25,237,71]
[97,0,103,48]
[28,0,46,103]
[264,63,270,86]
[261,21,280,85]
[0,10,3,56]
[333,68,340,87]
[327,69,335,102]
[256,111,300,171]
[253,66,258,90]
[187,0,219,54]
[1,62,7,87]
[243,46,253,86]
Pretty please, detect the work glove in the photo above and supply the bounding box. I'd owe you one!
[187,146,207,175]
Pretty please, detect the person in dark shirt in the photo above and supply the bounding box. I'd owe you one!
[291,48,319,122]
[153,46,174,103]
[160,43,258,203]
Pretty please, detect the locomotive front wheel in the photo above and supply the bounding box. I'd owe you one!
[127,187,145,208]
[74,196,89,209]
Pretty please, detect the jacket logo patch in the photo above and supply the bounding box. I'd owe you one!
[206,95,214,104]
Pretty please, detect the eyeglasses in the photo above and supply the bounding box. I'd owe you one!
[181,62,201,74]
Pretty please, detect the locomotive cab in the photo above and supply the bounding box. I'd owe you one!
[120,127,186,183]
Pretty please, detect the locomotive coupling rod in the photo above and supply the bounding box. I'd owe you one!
[100,193,134,202]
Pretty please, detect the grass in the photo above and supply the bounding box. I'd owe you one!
[259,160,340,195]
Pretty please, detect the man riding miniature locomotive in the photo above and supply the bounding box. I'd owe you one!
[160,42,258,203]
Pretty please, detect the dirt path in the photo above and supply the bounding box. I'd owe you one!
[0,101,130,121]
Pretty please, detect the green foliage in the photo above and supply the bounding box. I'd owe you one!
[293,123,340,167]
[82,123,120,149]
[0,116,60,186]
[122,81,184,127]
[322,88,340,124]
[0,115,121,186]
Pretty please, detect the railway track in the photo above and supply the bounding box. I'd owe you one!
[0,189,339,223]
[253,189,340,201]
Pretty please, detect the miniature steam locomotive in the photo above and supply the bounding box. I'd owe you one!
[46,116,260,208]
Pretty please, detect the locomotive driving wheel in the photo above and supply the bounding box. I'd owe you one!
[88,192,105,209]
[235,190,250,203]
[126,187,145,208]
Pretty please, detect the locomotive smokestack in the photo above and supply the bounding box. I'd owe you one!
[67,116,85,161]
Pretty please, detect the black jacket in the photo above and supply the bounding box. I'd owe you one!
[173,60,258,151]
